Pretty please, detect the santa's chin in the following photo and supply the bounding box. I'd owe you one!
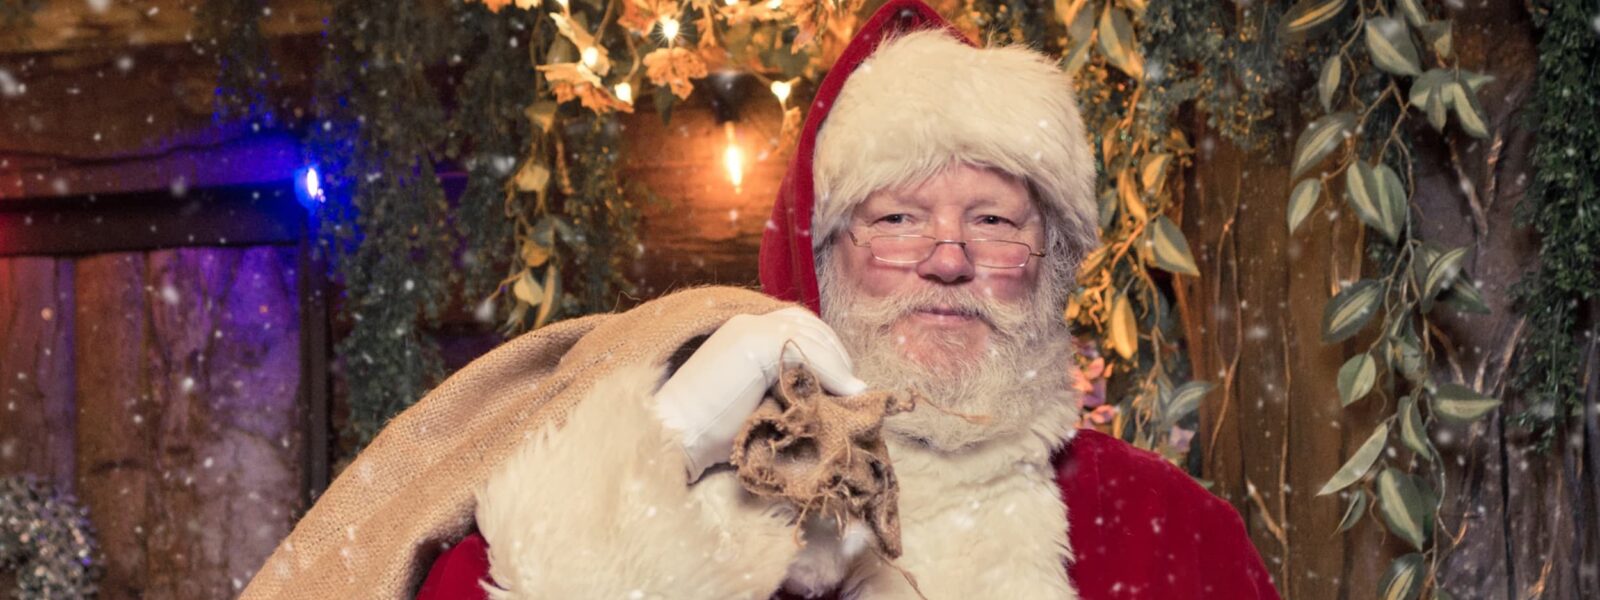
[892,312,991,373]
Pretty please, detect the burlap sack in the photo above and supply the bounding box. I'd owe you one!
[241,287,789,600]
[731,364,916,559]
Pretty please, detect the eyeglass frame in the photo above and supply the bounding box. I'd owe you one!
[846,230,1047,269]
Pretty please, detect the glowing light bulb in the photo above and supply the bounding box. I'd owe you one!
[614,82,633,104]
[770,80,791,105]
[723,122,744,193]
[581,46,600,69]
[659,16,680,43]
[304,168,322,200]
[766,0,782,9]
[724,0,737,5]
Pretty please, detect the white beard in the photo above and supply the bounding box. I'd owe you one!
[818,268,1080,453]
[804,268,1084,599]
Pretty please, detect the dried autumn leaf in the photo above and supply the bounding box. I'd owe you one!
[1109,291,1138,359]
[549,13,611,76]
[1097,6,1144,80]
[643,47,709,100]
[1281,0,1348,37]
[540,63,634,114]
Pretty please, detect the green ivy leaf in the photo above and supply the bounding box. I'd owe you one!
[1399,393,1432,460]
[1460,70,1495,94]
[1163,380,1214,425]
[1336,489,1369,533]
[1433,383,1501,422]
[1150,215,1201,276]
[1381,553,1424,600]
[1364,17,1423,77]
[1447,81,1490,139]
[1281,0,1348,37]
[1376,164,1401,241]
[1098,6,1145,80]
[1292,112,1355,178]
[1422,246,1468,308]
[1318,55,1342,112]
[1390,330,1427,384]
[1318,422,1389,495]
[1410,69,1453,131]
[1346,162,1406,241]
[1337,353,1377,407]
[1344,161,1384,237]
[1377,468,1431,550]
[1097,189,1118,230]
[1289,178,1322,234]
[1441,278,1492,314]
[1418,20,1452,58]
[1323,279,1383,343]
[1397,0,1428,27]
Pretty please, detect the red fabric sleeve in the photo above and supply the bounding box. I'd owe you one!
[1056,429,1281,599]
[415,532,492,600]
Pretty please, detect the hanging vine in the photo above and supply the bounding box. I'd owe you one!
[1272,1,1499,597]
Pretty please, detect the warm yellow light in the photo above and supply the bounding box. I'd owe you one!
[723,122,744,193]
[659,16,681,43]
[766,0,782,9]
[554,0,568,8]
[581,46,600,69]
[770,80,791,105]
[724,0,737,5]
[614,82,633,104]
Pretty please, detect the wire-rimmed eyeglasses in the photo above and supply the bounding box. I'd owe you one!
[847,231,1046,269]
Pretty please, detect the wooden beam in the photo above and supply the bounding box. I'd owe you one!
[0,181,305,256]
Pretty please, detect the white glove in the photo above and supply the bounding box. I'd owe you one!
[655,306,868,481]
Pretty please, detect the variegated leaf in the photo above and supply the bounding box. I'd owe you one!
[1150,215,1200,276]
[1292,113,1355,178]
[1323,279,1382,343]
[1318,55,1342,112]
[1318,422,1389,495]
[1289,178,1322,233]
[1338,353,1377,407]
[1433,383,1501,422]
[1365,17,1422,77]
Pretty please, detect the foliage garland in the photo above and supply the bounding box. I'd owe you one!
[0,476,102,599]
[1511,0,1600,448]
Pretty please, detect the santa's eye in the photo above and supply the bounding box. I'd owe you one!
[875,214,911,226]
[977,215,1017,227]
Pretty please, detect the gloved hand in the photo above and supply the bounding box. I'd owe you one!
[655,306,868,481]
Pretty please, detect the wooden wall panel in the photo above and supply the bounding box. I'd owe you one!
[0,256,76,488]
[74,247,303,600]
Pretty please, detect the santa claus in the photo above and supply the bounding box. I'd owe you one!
[242,1,1279,598]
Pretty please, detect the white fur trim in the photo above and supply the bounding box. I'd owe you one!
[837,397,1080,599]
[475,365,802,599]
[812,30,1097,255]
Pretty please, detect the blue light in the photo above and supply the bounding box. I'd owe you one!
[295,165,325,209]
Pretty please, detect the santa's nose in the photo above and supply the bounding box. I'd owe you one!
[916,235,976,284]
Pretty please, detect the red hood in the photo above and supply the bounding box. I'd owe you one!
[757,0,969,314]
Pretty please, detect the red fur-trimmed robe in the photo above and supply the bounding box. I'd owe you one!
[420,428,1277,599]
[417,1,1278,597]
